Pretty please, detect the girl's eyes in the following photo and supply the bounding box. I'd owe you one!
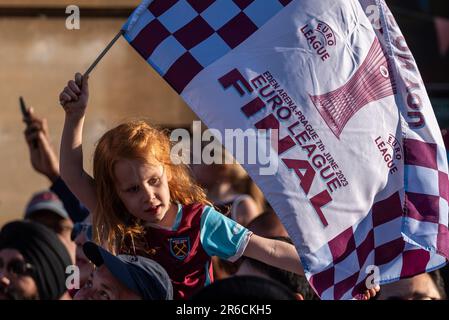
[148,177,160,185]
[125,177,160,193]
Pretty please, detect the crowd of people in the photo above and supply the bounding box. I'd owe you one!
[1,73,448,300]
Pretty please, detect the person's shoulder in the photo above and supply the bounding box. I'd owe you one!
[178,203,208,226]
[182,202,206,214]
[182,202,206,210]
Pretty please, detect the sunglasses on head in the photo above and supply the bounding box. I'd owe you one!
[71,222,93,241]
[0,258,35,277]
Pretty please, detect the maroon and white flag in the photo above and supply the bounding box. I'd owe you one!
[122,0,449,299]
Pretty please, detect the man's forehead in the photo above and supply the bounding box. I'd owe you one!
[94,265,116,284]
[381,273,441,299]
[94,265,132,294]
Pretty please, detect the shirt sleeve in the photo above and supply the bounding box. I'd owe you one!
[200,206,252,262]
[50,177,90,223]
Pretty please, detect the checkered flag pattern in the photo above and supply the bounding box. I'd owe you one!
[308,187,447,299]
[122,0,293,94]
[403,139,449,258]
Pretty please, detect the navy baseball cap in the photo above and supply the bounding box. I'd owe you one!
[83,242,173,300]
[24,191,69,220]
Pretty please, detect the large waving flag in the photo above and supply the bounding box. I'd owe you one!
[122,0,449,299]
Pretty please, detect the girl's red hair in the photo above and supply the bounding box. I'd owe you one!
[92,120,209,253]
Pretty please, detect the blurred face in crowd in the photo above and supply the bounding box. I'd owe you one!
[378,273,443,300]
[114,159,176,227]
[28,210,73,241]
[28,210,76,263]
[0,248,39,300]
[72,223,94,288]
[74,265,141,300]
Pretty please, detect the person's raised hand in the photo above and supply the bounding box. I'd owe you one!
[23,107,59,182]
[59,72,89,118]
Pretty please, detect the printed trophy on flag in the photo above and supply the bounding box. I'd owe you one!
[310,38,396,139]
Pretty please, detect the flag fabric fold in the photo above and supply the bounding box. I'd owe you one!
[122,0,448,299]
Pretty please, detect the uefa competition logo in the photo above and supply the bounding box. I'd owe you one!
[300,18,396,139]
[374,134,403,175]
[300,20,336,62]
[308,38,396,139]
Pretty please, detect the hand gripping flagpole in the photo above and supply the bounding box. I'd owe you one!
[83,29,125,77]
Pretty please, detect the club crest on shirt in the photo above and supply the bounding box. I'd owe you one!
[169,237,190,260]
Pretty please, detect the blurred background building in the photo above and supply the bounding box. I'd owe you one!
[0,0,448,226]
[0,0,199,225]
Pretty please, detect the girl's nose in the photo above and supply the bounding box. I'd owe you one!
[142,184,156,202]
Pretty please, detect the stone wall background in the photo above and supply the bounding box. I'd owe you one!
[0,1,198,225]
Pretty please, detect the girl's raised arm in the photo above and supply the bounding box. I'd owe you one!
[59,73,97,212]
[244,234,379,300]
[244,234,304,276]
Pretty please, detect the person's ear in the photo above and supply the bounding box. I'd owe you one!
[295,293,304,300]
